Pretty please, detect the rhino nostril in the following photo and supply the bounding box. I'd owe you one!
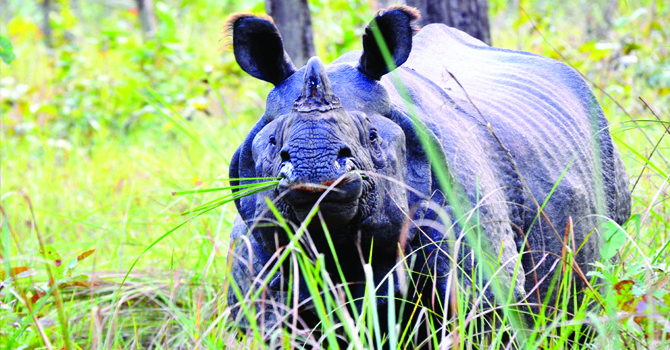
[277,162,294,186]
[280,150,291,161]
[338,146,352,158]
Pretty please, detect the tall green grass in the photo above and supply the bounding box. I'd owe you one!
[1,0,668,348]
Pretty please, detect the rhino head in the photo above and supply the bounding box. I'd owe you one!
[273,58,379,225]
[228,8,427,260]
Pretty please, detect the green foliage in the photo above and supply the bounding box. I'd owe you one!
[1,0,668,348]
[0,36,16,65]
[612,279,670,341]
[600,221,627,260]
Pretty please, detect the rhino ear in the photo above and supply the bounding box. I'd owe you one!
[229,14,297,85]
[359,6,420,80]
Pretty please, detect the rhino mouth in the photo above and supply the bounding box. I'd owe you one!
[277,172,364,223]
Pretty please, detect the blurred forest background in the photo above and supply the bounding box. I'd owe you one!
[1,0,668,348]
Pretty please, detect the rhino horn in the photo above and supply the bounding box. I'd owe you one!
[293,57,342,113]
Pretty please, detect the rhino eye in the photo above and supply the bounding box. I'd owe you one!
[369,129,378,142]
[269,135,277,146]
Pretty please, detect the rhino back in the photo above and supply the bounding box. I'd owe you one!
[402,24,629,227]
[378,23,630,303]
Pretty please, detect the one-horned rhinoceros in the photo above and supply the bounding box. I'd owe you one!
[225,5,631,340]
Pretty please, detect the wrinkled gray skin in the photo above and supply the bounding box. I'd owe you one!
[226,7,631,336]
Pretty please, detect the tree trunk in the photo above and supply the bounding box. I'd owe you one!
[265,0,315,67]
[42,0,53,47]
[1,0,9,23]
[70,0,81,19]
[135,0,157,39]
[406,0,491,45]
[375,0,400,8]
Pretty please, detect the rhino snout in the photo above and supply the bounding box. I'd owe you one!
[276,171,364,223]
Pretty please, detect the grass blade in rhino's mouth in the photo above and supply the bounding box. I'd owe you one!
[172,177,280,216]
[282,170,362,193]
[289,183,345,193]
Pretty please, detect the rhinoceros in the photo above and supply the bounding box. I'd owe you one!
[225,5,630,341]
